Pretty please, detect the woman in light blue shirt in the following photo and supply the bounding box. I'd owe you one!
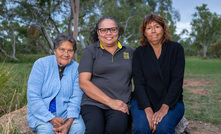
[27,34,85,134]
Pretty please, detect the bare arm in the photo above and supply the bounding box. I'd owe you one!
[79,72,128,114]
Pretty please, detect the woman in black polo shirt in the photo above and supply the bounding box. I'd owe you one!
[78,16,134,134]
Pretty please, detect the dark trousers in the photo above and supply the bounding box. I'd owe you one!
[81,105,129,134]
[131,99,184,134]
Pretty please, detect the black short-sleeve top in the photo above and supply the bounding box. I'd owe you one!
[78,41,134,109]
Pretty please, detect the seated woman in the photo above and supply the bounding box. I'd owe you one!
[27,33,85,134]
[131,14,185,134]
[78,16,134,134]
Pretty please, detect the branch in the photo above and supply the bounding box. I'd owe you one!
[124,31,135,41]
[40,26,53,54]
[123,16,135,32]
[48,15,60,33]
[0,48,19,61]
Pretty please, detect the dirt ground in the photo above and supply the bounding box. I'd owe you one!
[183,79,221,134]
[0,78,221,133]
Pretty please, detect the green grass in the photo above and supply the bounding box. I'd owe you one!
[184,57,221,125]
[185,57,221,74]
[0,62,33,117]
[0,55,221,128]
[0,54,46,117]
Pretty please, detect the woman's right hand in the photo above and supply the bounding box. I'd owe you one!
[49,117,65,128]
[107,99,129,114]
[144,107,156,133]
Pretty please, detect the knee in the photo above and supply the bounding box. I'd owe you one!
[34,120,54,134]
[105,123,127,134]
[85,124,103,134]
[69,116,86,134]
[156,125,174,134]
[35,124,54,134]
[83,118,103,134]
[133,124,151,134]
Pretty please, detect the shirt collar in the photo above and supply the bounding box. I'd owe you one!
[100,41,122,50]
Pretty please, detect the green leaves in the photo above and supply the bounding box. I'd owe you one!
[190,4,221,57]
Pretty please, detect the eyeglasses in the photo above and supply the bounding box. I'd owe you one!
[58,48,74,54]
[98,27,118,34]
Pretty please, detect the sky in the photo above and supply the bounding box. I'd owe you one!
[172,0,221,37]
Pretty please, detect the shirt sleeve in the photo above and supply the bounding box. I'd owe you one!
[27,59,55,122]
[163,44,185,109]
[78,47,94,73]
[132,48,151,110]
[67,66,84,119]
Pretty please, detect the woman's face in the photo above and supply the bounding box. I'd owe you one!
[97,19,119,47]
[145,21,164,46]
[54,41,74,67]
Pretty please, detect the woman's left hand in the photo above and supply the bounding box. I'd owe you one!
[152,104,169,125]
[107,99,129,114]
[53,118,74,134]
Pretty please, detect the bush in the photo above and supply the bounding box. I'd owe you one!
[0,63,17,116]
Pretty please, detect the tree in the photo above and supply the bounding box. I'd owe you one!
[0,1,20,60]
[1,0,181,60]
[71,0,80,60]
[210,39,221,57]
[190,4,221,57]
[78,0,180,48]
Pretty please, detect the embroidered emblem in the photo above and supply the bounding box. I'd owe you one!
[124,52,130,59]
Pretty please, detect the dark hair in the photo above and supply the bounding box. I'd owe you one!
[139,14,171,46]
[90,16,120,43]
[53,33,77,52]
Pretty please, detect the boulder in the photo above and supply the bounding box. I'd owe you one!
[0,105,33,134]
[175,116,190,134]
[0,105,190,134]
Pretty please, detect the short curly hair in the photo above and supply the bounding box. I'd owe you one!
[53,33,77,52]
[139,14,171,46]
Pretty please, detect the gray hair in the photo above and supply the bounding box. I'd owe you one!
[53,33,77,52]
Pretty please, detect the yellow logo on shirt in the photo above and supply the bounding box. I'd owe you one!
[124,52,130,59]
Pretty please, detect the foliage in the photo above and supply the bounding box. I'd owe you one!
[1,0,181,59]
[78,0,180,47]
[190,4,221,57]
[209,39,221,58]
[0,61,33,117]
[0,63,17,116]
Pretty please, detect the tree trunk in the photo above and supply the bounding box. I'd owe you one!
[11,28,16,58]
[0,27,19,61]
[40,26,54,54]
[203,45,208,58]
[79,34,86,49]
[71,0,80,61]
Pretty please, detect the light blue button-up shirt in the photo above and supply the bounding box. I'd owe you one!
[27,55,83,128]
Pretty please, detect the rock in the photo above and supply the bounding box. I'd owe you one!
[175,116,190,134]
[0,105,34,134]
[0,105,190,134]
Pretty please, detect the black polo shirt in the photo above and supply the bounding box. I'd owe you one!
[78,41,134,109]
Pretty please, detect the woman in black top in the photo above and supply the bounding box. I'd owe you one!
[131,14,185,134]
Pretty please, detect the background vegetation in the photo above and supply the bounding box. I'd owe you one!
[0,0,221,132]
[1,56,221,126]
[1,0,221,61]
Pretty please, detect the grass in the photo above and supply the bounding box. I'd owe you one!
[0,55,221,133]
[0,54,46,134]
[184,57,221,125]
[0,54,45,117]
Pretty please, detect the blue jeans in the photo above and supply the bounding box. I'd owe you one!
[131,99,184,134]
[32,115,85,134]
